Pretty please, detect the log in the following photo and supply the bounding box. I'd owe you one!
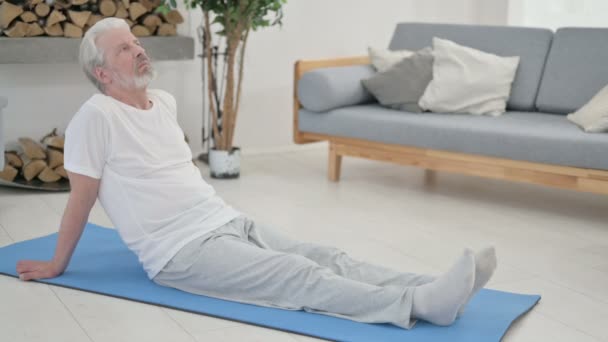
[63,21,82,37]
[5,151,23,168]
[40,128,65,150]
[20,11,37,23]
[121,0,129,8]
[18,137,47,159]
[86,13,102,27]
[44,22,63,36]
[125,18,134,27]
[0,164,18,182]
[114,2,127,18]
[55,165,68,179]
[128,2,146,21]
[27,0,43,8]
[53,0,71,10]
[142,13,160,32]
[162,9,183,25]
[67,10,90,27]
[27,22,44,36]
[0,1,24,29]
[34,3,50,17]
[4,21,28,37]
[38,166,61,182]
[22,158,46,181]
[46,148,64,169]
[99,0,116,16]
[131,24,150,37]
[71,0,89,5]
[139,0,159,11]
[157,23,175,36]
[46,9,67,27]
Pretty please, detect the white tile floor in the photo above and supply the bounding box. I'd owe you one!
[1,146,607,342]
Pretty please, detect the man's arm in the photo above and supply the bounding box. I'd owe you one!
[16,171,100,281]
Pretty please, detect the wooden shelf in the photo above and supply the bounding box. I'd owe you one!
[0,36,195,64]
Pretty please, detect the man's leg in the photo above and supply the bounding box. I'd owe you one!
[248,220,436,288]
[154,231,417,329]
[249,219,496,316]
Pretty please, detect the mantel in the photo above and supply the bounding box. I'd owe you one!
[0,36,195,64]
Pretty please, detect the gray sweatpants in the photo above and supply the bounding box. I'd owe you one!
[153,216,435,329]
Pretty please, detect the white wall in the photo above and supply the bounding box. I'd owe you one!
[508,0,608,30]
[475,0,509,26]
[1,0,504,156]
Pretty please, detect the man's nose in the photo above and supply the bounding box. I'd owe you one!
[134,44,146,57]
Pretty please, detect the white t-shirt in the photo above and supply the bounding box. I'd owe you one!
[64,89,241,279]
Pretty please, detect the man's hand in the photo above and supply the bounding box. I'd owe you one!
[15,171,100,283]
[16,260,62,281]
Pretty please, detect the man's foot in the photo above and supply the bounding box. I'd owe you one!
[458,246,497,316]
[411,249,475,326]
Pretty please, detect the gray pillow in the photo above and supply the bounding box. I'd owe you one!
[361,48,433,113]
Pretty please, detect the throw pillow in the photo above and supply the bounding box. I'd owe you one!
[567,84,608,132]
[368,47,414,72]
[418,37,520,116]
[361,48,434,112]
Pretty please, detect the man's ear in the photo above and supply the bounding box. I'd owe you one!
[94,66,111,87]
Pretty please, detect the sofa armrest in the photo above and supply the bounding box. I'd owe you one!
[298,65,376,112]
[293,56,371,143]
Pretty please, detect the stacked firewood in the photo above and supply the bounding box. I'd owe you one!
[0,129,69,183]
[0,0,183,38]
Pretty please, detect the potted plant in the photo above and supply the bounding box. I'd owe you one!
[158,0,287,178]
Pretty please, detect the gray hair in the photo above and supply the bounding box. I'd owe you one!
[79,18,130,92]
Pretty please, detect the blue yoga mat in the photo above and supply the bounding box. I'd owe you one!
[0,223,540,342]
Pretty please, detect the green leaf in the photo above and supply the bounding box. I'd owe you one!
[154,4,171,14]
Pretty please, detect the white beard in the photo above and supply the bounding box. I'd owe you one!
[111,63,157,90]
[133,65,157,89]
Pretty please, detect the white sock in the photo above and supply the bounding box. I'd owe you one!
[411,249,475,326]
[458,246,497,316]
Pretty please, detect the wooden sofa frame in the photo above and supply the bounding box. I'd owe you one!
[293,56,608,195]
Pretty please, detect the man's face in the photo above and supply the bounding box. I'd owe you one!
[95,27,156,91]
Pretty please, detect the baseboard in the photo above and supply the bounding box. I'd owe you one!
[239,142,328,156]
[189,142,328,158]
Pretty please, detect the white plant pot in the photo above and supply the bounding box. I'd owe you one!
[209,148,241,179]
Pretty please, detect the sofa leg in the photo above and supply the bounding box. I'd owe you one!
[424,169,437,187]
[328,143,342,182]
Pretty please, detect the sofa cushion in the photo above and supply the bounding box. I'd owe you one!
[567,84,608,133]
[299,105,608,170]
[367,47,414,72]
[388,22,553,112]
[361,47,433,113]
[536,27,608,115]
[297,65,375,112]
[419,37,520,116]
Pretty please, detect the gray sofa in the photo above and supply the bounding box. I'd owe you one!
[294,23,608,195]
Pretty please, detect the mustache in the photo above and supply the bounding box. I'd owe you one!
[135,55,150,67]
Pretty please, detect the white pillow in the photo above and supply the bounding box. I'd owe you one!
[567,84,608,132]
[368,47,413,73]
[418,37,520,116]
